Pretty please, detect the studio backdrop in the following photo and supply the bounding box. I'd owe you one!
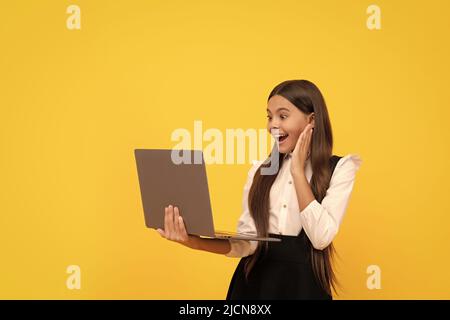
[1,0,449,299]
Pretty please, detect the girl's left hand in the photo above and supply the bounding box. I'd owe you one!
[290,123,314,176]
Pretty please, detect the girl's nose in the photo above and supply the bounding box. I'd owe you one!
[270,126,280,135]
[270,119,280,129]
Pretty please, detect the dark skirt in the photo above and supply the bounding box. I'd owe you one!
[226,230,332,300]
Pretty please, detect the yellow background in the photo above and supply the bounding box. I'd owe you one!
[1,0,449,299]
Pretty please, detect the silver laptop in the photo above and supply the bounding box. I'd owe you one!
[134,149,281,242]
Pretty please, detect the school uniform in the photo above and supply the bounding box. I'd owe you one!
[225,152,362,300]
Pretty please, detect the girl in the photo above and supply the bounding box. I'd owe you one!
[157,79,362,299]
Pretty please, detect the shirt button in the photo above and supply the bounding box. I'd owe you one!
[288,181,292,184]
[283,204,287,208]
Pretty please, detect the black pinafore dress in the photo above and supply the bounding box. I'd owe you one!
[226,155,342,300]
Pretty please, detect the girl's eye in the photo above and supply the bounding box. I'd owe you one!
[266,115,272,120]
[280,114,288,119]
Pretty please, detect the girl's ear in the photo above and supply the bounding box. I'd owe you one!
[309,113,315,127]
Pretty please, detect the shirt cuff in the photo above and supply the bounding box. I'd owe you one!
[299,199,336,250]
[224,239,255,258]
[300,199,321,216]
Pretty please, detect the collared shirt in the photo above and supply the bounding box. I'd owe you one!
[225,153,362,257]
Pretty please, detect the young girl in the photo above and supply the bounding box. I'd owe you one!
[157,79,362,299]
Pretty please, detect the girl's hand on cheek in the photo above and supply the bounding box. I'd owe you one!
[290,123,314,176]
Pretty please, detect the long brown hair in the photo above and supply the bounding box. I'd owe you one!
[244,79,339,296]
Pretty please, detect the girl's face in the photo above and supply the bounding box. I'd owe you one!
[266,95,315,154]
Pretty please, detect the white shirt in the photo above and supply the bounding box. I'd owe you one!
[225,153,362,258]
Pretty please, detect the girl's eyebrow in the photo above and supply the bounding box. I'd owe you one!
[266,107,290,113]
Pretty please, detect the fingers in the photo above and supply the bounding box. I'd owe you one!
[177,215,188,242]
[162,205,186,242]
[300,123,312,136]
[156,228,166,238]
[293,129,304,153]
[303,126,312,153]
[164,206,171,239]
[306,127,312,157]
[306,125,312,143]
[173,206,181,241]
[294,124,313,156]
[303,124,313,142]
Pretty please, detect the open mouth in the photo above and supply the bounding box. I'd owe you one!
[274,133,289,144]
